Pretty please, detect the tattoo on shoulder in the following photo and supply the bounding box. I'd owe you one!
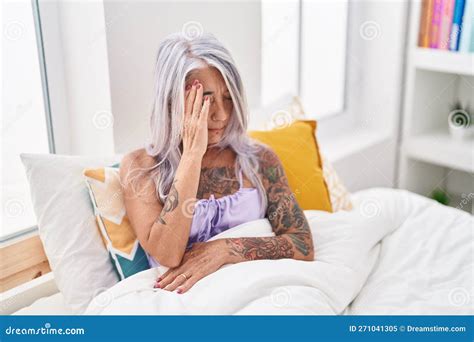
[260,149,284,184]
[157,179,179,225]
[264,166,280,184]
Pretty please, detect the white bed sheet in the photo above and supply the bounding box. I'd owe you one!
[344,188,473,315]
[13,292,74,315]
[13,187,473,315]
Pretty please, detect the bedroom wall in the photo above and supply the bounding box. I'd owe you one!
[103,1,262,153]
[321,0,408,191]
[40,0,409,193]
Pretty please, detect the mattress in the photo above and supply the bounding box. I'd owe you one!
[13,187,473,315]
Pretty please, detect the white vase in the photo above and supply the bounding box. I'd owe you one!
[448,109,472,141]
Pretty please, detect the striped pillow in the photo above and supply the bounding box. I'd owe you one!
[83,163,149,280]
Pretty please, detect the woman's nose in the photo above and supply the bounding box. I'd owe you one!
[212,109,227,121]
[211,102,229,121]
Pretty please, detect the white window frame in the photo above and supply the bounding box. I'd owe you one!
[1,0,55,243]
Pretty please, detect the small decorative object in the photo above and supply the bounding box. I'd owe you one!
[448,101,472,141]
[431,188,450,206]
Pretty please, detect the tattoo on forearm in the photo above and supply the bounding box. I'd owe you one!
[157,179,179,225]
[259,148,314,258]
[225,236,294,260]
[288,233,311,256]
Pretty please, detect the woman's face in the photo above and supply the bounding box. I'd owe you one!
[185,67,233,145]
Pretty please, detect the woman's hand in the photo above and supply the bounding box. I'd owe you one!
[181,79,210,159]
[154,239,228,294]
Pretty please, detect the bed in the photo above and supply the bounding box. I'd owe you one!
[12,187,473,315]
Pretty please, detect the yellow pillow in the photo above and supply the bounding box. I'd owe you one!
[249,120,332,212]
[279,96,353,211]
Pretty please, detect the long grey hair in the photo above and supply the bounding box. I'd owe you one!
[133,32,268,216]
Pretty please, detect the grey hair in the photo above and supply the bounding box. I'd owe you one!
[136,32,268,216]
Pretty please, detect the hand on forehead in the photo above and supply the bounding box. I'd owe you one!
[186,67,229,96]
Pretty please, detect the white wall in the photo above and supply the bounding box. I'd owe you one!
[103,0,262,153]
[318,0,408,191]
[40,0,409,192]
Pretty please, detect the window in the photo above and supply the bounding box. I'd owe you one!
[2,0,53,241]
[261,0,348,119]
[300,0,348,118]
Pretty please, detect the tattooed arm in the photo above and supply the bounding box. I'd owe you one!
[120,150,202,268]
[154,146,314,294]
[120,80,210,268]
[223,147,315,263]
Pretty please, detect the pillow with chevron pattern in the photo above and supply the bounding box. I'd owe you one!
[83,163,150,280]
[320,154,353,211]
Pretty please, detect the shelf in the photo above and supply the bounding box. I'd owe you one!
[446,192,473,215]
[403,132,474,173]
[412,48,474,76]
[320,128,390,162]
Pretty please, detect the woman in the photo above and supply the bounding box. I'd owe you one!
[120,32,314,295]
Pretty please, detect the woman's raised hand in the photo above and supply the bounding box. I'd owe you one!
[181,79,210,159]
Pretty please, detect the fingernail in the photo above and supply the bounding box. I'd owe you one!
[157,277,162,282]
[197,84,201,89]
[155,283,161,288]
[193,79,199,85]
[185,85,191,90]
[177,288,182,294]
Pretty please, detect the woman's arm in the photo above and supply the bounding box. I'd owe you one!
[154,147,314,293]
[121,151,203,268]
[121,81,210,268]
[223,147,314,262]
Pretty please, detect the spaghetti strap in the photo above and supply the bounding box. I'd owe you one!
[238,168,243,188]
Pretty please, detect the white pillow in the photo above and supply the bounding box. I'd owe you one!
[20,153,122,314]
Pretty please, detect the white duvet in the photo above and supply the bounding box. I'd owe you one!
[85,188,473,315]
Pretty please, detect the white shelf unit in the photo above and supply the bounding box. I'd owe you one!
[399,1,474,213]
[412,48,474,75]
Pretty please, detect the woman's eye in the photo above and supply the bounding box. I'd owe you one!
[200,96,231,104]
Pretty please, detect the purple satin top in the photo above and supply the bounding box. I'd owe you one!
[147,168,265,268]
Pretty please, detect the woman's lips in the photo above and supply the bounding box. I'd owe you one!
[208,127,224,132]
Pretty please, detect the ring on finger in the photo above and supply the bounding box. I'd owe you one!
[163,273,189,291]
